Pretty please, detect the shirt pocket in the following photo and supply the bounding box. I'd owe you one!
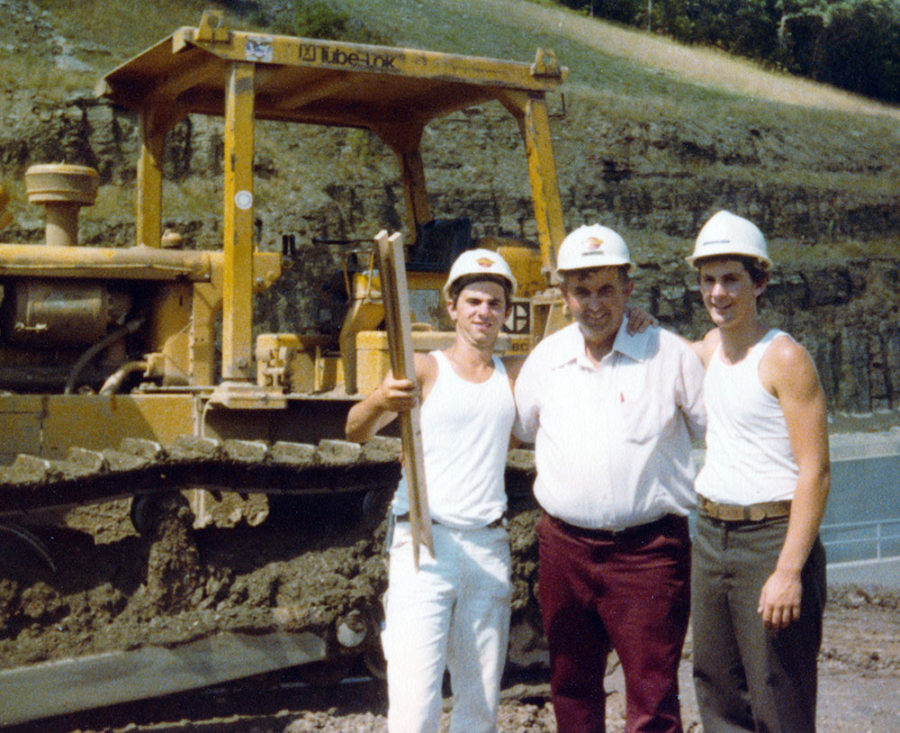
[615,361,664,444]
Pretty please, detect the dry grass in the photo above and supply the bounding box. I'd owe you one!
[461,0,900,120]
[0,51,95,98]
[35,0,214,58]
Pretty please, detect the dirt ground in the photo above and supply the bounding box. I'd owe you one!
[21,584,896,732]
[1,420,898,731]
[275,586,900,733]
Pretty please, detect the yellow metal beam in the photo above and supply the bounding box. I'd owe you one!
[178,29,565,93]
[275,72,352,111]
[377,122,430,238]
[136,103,187,248]
[136,111,165,249]
[499,91,566,273]
[221,61,256,381]
[0,243,211,279]
[191,282,219,387]
[153,55,222,101]
[398,149,431,238]
[0,245,279,289]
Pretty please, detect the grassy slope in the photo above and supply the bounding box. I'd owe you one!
[21,0,900,118]
[8,0,900,262]
[329,0,899,264]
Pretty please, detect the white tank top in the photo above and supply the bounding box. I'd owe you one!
[696,330,799,504]
[393,351,515,528]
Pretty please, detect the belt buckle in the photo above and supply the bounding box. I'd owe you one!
[701,497,719,520]
[702,498,737,522]
[745,504,765,521]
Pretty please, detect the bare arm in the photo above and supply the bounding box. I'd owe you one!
[624,304,658,334]
[345,373,413,443]
[344,353,436,443]
[757,337,830,630]
[502,355,526,448]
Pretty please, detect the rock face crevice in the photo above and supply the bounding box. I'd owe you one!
[1,88,897,413]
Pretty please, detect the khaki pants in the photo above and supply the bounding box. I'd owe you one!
[692,514,826,733]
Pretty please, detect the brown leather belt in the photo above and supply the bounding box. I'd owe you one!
[698,496,791,522]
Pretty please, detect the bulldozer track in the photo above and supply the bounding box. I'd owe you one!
[0,439,538,727]
[0,435,401,518]
[0,437,537,519]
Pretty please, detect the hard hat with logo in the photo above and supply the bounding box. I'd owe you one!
[687,210,771,268]
[555,224,633,272]
[442,248,517,299]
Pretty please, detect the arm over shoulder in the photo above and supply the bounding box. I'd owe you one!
[512,351,542,443]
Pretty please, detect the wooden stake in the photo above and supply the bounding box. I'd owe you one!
[374,230,434,568]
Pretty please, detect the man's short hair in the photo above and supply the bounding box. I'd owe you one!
[560,264,631,290]
[447,274,513,308]
[695,255,768,286]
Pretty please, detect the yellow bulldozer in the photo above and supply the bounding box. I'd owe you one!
[0,10,567,724]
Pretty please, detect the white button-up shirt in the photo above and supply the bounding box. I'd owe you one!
[514,320,706,530]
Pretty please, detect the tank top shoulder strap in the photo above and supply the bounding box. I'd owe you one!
[431,349,448,370]
[709,329,788,375]
[749,329,790,367]
[491,354,507,376]
[430,350,507,385]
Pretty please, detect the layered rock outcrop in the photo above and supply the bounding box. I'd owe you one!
[0,88,896,413]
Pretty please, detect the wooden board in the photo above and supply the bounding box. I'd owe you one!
[375,230,434,567]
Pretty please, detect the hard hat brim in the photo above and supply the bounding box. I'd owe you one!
[686,245,771,269]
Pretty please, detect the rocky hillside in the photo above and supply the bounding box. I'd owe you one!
[0,0,897,414]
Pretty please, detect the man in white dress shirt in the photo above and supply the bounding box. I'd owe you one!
[514,224,706,732]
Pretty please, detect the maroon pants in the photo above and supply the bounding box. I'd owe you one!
[537,512,691,733]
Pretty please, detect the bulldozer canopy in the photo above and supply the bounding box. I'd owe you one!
[96,13,566,131]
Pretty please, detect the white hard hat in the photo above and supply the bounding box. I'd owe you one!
[556,224,633,272]
[687,210,771,268]
[442,248,517,299]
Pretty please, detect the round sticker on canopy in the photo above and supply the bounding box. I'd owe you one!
[235,191,253,210]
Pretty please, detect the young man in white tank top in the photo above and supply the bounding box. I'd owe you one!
[346,248,517,733]
[687,211,830,732]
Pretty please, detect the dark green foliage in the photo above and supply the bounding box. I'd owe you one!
[289,0,386,44]
[292,0,351,39]
[818,1,900,102]
[562,0,642,24]
[555,0,900,103]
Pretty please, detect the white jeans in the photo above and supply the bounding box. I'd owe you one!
[382,520,511,733]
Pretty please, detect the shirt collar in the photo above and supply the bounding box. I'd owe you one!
[549,317,652,368]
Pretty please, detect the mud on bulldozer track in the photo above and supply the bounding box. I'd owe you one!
[0,439,539,726]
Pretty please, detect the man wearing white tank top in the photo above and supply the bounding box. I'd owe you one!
[346,248,518,733]
[687,211,830,732]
